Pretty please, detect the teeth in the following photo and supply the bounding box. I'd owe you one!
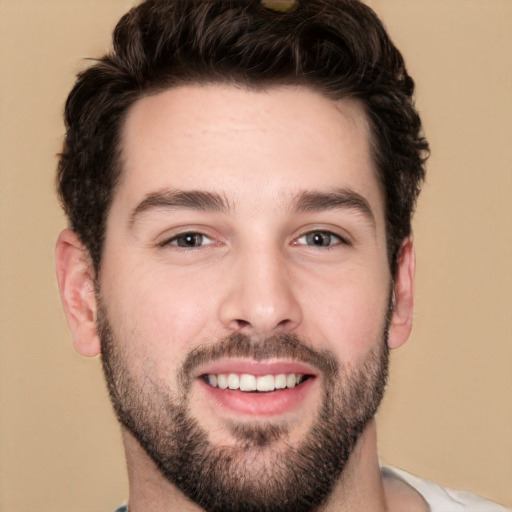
[275,374,287,389]
[286,374,296,388]
[256,375,274,391]
[205,373,306,392]
[240,374,256,391]
[217,374,228,390]
[227,373,240,390]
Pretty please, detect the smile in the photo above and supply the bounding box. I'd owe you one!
[204,373,308,392]
[196,360,318,415]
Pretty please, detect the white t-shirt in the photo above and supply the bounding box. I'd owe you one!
[383,466,510,512]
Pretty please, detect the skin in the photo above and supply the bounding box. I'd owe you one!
[56,84,423,511]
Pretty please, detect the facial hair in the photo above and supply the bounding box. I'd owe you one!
[98,303,390,512]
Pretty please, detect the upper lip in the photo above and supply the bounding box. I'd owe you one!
[194,359,319,379]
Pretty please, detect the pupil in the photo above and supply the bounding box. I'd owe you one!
[310,232,329,246]
[180,234,201,247]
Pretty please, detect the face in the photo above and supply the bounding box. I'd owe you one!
[92,84,406,511]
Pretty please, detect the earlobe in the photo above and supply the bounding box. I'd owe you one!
[55,229,101,357]
[387,237,415,349]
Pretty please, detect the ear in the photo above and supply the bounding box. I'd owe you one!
[55,229,101,357]
[387,237,415,349]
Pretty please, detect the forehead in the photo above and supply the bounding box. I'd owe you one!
[116,84,382,218]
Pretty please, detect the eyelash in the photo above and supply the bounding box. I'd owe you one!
[159,232,214,248]
[159,229,350,250]
[295,230,350,248]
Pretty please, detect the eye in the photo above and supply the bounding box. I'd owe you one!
[296,230,346,247]
[162,232,213,248]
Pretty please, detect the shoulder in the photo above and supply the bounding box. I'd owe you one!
[382,466,510,512]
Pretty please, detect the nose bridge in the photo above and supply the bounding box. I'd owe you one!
[219,240,302,335]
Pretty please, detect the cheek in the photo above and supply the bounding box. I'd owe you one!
[298,264,390,362]
[100,263,217,367]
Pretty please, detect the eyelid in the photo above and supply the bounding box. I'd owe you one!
[158,230,215,248]
[295,229,351,247]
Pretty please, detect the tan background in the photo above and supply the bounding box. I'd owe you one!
[0,1,510,510]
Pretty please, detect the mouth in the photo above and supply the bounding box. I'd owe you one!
[202,372,311,392]
[194,360,319,416]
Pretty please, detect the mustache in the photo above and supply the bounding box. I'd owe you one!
[178,332,339,392]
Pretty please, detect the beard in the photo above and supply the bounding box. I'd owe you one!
[98,302,390,512]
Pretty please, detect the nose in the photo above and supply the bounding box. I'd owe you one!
[218,245,303,336]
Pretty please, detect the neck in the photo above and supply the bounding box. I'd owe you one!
[321,420,388,511]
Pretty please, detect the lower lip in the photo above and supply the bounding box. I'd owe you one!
[198,377,317,416]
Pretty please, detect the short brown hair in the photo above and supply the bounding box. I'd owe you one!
[57,0,429,274]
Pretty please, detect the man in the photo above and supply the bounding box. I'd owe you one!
[54,1,508,511]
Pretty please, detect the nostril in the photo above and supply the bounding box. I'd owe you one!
[276,319,291,329]
[235,319,250,329]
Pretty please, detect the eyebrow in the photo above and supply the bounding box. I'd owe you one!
[292,188,376,227]
[129,188,231,228]
[129,186,375,229]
